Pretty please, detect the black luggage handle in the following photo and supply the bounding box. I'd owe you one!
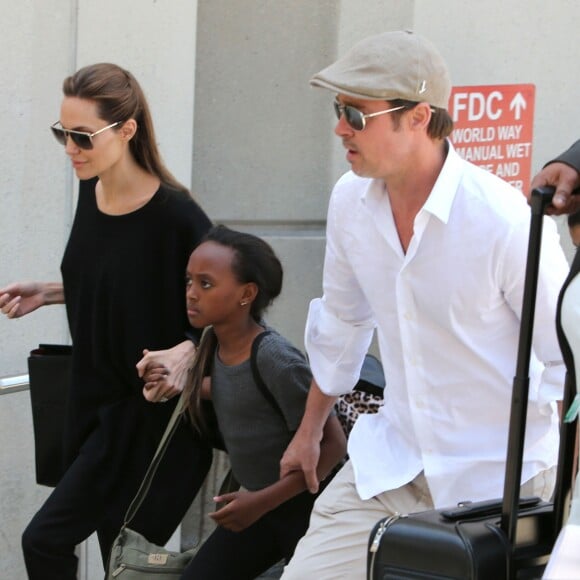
[443,496,540,522]
[501,187,554,545]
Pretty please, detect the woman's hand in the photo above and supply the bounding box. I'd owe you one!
[137,340,196,403]
[0,282,64,318]
[209,490,269,532]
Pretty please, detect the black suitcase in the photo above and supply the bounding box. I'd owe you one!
[367,187,578,579]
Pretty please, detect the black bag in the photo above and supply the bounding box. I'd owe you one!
[27,344,72,487]
[367,187,578,579]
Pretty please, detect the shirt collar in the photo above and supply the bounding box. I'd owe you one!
[361,140,464,225]
[422,140,463,224]
[361,176,387,204]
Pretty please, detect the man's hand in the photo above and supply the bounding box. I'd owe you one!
[279,379,337,493]
[280,429,322,494]
[530,162,580,215]
[137,340,196,403]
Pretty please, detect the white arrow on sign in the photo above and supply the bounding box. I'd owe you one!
[509,93,527,120]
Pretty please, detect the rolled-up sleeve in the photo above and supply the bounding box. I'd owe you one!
[305,179,376,396]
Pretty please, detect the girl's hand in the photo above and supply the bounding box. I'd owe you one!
[209,490,268,532]
[0,282,61,318]
[141,362,171,384]
[137,340,196,403]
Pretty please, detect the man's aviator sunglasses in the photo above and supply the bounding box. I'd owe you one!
[50,121,121,150]
[333,100,406,131]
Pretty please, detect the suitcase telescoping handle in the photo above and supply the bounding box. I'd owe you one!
[500,186,578,549]
[500,186,554,546]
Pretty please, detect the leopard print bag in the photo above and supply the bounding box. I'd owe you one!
[335,354,385,437]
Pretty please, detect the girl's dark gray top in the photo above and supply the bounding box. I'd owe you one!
[211,330,312,490]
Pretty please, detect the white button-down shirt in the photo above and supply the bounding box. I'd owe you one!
[305,143,569,508]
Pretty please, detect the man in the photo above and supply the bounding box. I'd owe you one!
[280,30,569,579]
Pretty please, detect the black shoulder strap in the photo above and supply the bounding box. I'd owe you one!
[122,392,188,526]
[250,330,285,420]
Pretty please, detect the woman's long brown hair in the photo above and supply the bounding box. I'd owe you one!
[184,326,218,434]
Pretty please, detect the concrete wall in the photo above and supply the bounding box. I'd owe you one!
[1,1,579,577]
[1,4,75,577]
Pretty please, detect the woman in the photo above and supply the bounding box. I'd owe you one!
[0,63,213,579]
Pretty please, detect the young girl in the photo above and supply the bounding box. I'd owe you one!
[179,225,346,580]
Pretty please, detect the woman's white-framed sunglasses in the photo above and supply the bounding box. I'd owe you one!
[50,121,121,150]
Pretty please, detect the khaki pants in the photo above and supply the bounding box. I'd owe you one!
[281,461,556,580]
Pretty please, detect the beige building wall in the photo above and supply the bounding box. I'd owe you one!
[1,1,579,577]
